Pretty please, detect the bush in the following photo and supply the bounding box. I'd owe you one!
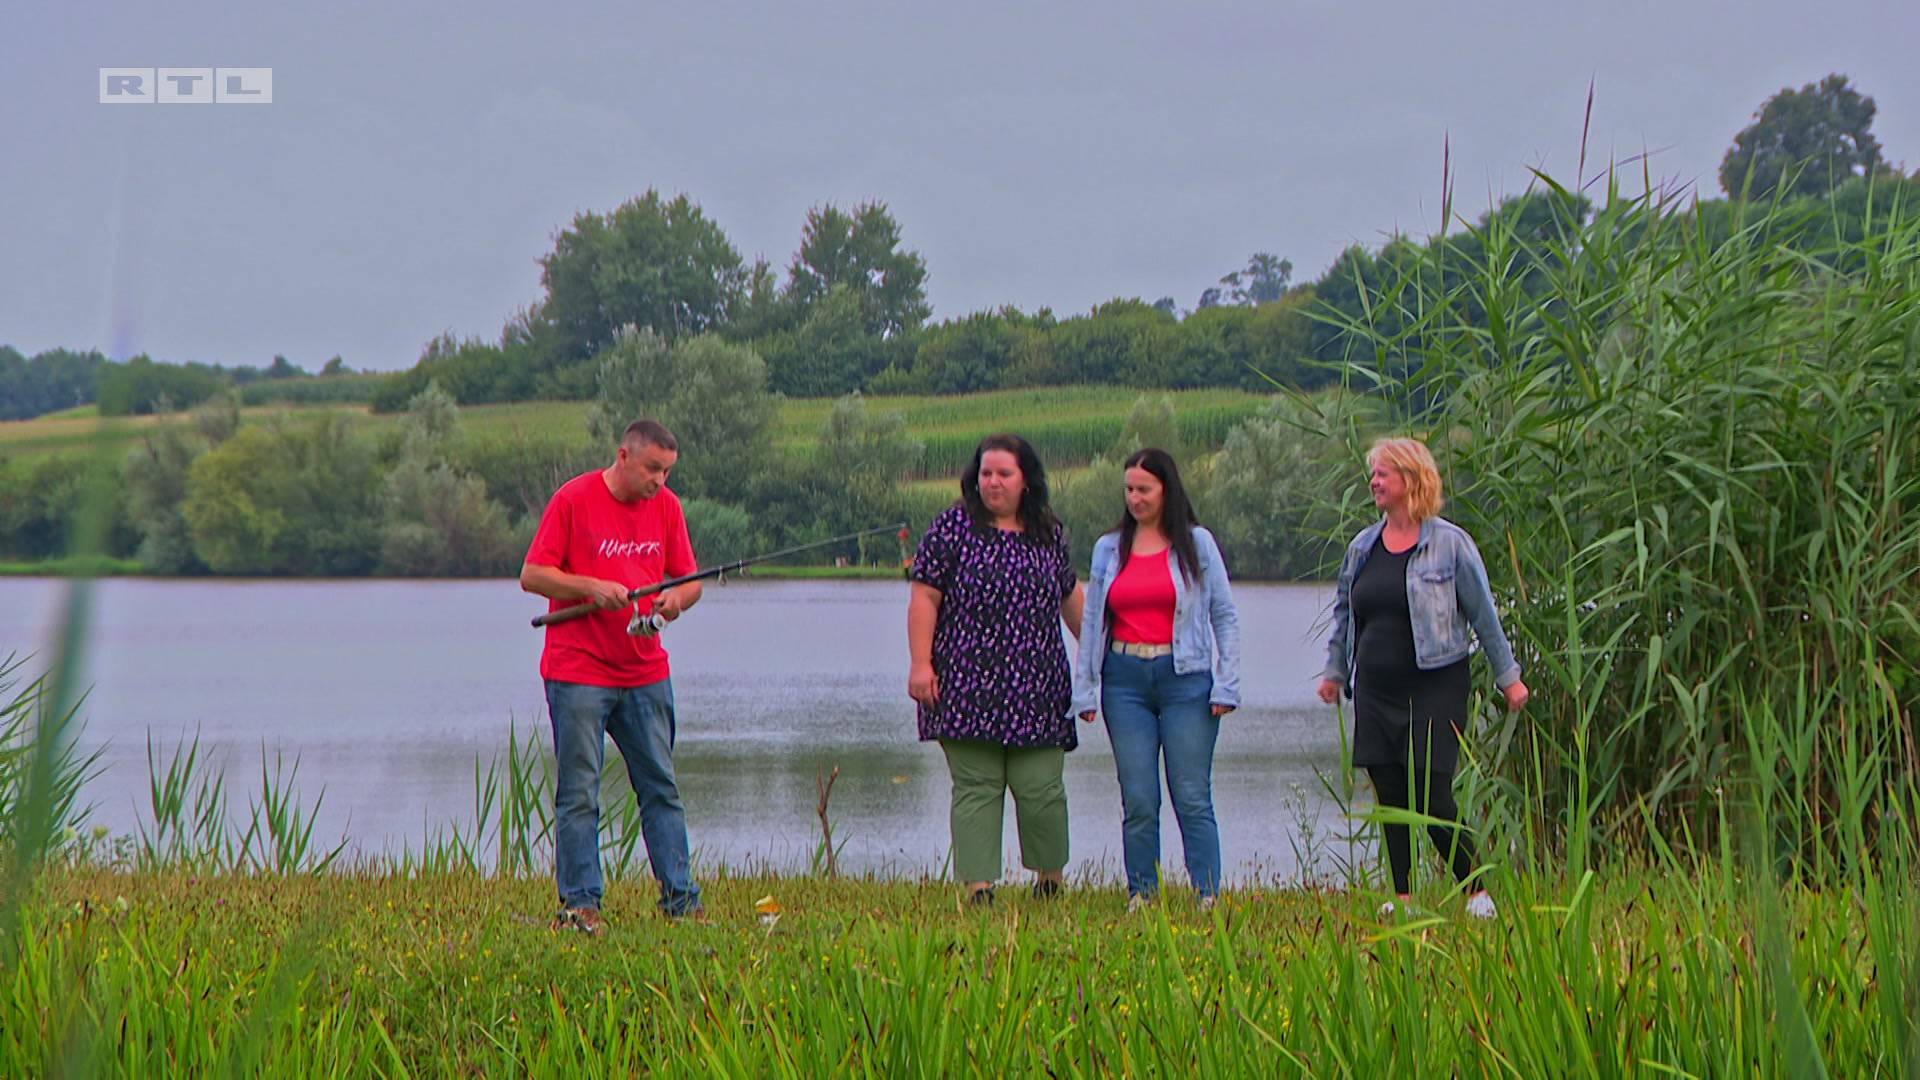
[588,330,776,504]
[183,418,382,575]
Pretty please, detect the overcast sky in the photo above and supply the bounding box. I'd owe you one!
[3,1,1916,373]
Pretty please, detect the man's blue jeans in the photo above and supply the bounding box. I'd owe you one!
[1100,651,1221,898]
[545,678,702,915]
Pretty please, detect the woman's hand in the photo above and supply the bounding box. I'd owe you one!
[1211,704,1234,718]
[1079,710,1098,724]
[1316,677,1342,704]
[908,662,941,707]
[1503,680,1530,712]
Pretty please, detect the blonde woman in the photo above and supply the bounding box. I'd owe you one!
[1316,438,1529,920]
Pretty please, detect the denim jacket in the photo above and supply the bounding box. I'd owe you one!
[1073,526,1241,715]
[1321,516,1522,694]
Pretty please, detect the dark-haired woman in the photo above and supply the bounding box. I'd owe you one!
[1074,448,1240,910]
[908,434,1085,906]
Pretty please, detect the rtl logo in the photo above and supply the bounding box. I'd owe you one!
[99,68,273,104]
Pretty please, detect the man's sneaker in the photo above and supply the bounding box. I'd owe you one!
[552,906,603,936]
[1465,892,1497,921]
[1126,893,1153,914]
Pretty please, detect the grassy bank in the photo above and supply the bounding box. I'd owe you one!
[0,386,1270,477]
[0,555,143,577]
[6,863,1913,1075]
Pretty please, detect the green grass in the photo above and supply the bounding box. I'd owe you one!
[0,388,1271,481]
[0,556,143,577]
[3,860,1911,1075]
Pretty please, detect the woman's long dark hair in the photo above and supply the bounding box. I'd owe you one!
[1112,447,1200,583]
[959,433,1060,539]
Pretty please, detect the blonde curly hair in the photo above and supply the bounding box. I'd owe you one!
[1367,437,1445,522]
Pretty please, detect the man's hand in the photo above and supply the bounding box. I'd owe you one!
[584,578,631,610]
[654,588,685,622]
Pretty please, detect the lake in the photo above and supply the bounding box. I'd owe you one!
[3,576,1363,888]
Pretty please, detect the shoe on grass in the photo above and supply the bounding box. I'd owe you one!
[1465,891,1497,921]
[968,886,995,908]
[1032,879,1063,901]
[552,906,603,936]
[1126,893,1153,914]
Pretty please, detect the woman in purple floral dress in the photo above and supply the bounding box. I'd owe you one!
[908,434,1085,906]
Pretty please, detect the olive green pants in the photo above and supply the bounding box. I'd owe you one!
[939,739,1069,883]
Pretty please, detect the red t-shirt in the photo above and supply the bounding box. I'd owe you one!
[525,471,698,688]
[1108,548,1176,645]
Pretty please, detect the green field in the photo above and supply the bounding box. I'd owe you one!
[0,387,1273,478]
[6,860,1909,1075]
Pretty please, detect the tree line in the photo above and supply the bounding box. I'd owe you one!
[3,74,1906,423]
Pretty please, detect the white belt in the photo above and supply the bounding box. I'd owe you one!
[1110,641,1173,659]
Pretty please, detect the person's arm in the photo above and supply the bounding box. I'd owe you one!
[1452,528,1528,710]
[653,499,703,622]
[907,582,943,704]
[520,562,630,609]
[1316,540,1359,704]
[1060,581,1086,642]
[1199,531,1240,712]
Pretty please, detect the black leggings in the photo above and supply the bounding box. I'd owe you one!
[1366,765,1479,895]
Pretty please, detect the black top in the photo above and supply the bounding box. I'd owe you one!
[1352,531,1416,685]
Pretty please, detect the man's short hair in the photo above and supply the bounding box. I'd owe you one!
[622,419,678,452]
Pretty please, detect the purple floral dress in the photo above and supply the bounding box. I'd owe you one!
[912,504,1079,750]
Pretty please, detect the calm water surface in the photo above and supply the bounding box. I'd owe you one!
[3,577,1356,886]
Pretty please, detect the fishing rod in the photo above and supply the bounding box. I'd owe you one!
[531,521,910,628]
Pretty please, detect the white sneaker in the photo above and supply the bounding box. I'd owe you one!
[1126,894,1152,914]
[1465,892,1497,920]
[1198,895,1217,913]
[1377,899,1397,918]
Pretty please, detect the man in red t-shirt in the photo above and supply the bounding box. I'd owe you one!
[520,419,705,931]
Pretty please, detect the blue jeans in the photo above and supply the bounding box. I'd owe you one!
[545,679,702,915]
[1101,651,1221,898]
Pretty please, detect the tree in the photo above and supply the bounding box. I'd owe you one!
[537,190,748,365]
[1720,74,1883,200]
[588,330,777,504]
[125,424,209,573]
[1220,253,1293,305]
[0,347,108,420]
[1207,396,1363,578]
[379,459,519,577]
[96,355,226,416]
[320,356,348,377]
[183,418,381,575]
[784,202,930,338]
[755,285,902,396]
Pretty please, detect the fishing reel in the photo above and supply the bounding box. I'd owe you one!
[626,609,669,638]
